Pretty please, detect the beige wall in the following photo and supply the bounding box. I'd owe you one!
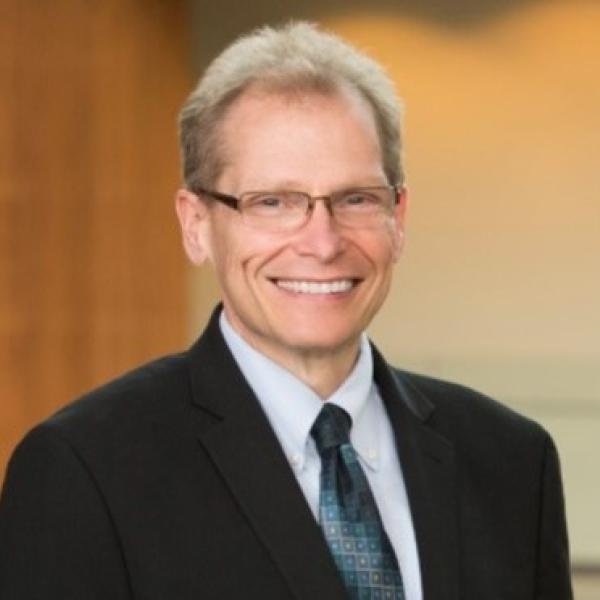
[187,1,600,564]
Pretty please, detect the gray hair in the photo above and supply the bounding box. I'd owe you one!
[178,22,404,191]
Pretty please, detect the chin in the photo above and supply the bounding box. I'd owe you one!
[275,325,361,356]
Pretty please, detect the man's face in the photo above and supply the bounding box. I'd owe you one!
[179,86,406,363]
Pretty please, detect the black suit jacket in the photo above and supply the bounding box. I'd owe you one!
[0,309,572,599]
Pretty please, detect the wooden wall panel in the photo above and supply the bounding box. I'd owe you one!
[0,1,191,475]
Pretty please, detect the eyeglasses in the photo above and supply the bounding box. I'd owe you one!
[193,185,400,232]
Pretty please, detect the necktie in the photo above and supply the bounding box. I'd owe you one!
[311,403,405,600]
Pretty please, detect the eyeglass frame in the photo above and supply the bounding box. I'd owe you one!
[191,184,403,229]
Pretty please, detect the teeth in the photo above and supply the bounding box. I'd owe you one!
[276,279,354,294]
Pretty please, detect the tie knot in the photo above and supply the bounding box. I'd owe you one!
[310,404,352,455]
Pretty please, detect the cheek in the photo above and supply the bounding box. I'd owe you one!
[205,221,244,284]
[380,220,404,263]
[391,232,405,262]
[356,227,400,269]
[210,223,286,283]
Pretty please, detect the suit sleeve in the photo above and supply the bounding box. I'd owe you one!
[0,427,132,600]
[535,434,573,600]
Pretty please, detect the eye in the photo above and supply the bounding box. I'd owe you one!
[345,193,368,205]
[256,194,283,207]
[242,192,303,217]
[340,190,380,209]
[244,191,306,211]
[244,193,286,211]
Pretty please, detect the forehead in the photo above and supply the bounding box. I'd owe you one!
[215,84,384,191]
[221,80,378,138]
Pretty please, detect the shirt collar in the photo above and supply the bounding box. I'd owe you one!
[219,311,381,472]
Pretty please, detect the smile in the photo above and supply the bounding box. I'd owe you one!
[274,279,356,295]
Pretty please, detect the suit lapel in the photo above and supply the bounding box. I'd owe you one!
[373,346,460,600]
[186,311,347,600]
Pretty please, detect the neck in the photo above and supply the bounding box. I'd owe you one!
[273,342,360,399]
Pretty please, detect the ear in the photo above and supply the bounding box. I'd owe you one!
[392,186,409,262]
[174,188,211,266]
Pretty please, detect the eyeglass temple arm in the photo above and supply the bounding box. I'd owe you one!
[193,187,239,210]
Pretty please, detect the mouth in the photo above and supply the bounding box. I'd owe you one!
[272,278,358,295]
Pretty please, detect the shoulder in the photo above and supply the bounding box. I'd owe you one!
[17,351,193,457]
[392,367,552,453]
[388,369,565,508]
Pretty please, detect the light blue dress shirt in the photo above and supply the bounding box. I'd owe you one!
[220,312,423,600]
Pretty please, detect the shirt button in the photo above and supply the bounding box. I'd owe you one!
[367,448,378,461]
[291,453,303,469]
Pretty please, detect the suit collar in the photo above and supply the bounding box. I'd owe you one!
[371,343,435,423]
[373,345,460,600]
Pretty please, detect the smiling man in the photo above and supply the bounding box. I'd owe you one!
[176,83,405,398]
[0,23,572,600]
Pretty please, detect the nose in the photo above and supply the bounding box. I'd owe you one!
[292,198,345,261]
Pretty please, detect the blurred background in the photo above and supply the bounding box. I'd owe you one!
[1,1,598,595]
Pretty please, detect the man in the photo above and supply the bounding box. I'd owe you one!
[0,22,572,600]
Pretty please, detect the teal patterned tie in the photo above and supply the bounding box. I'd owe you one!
[311,403,405,600]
